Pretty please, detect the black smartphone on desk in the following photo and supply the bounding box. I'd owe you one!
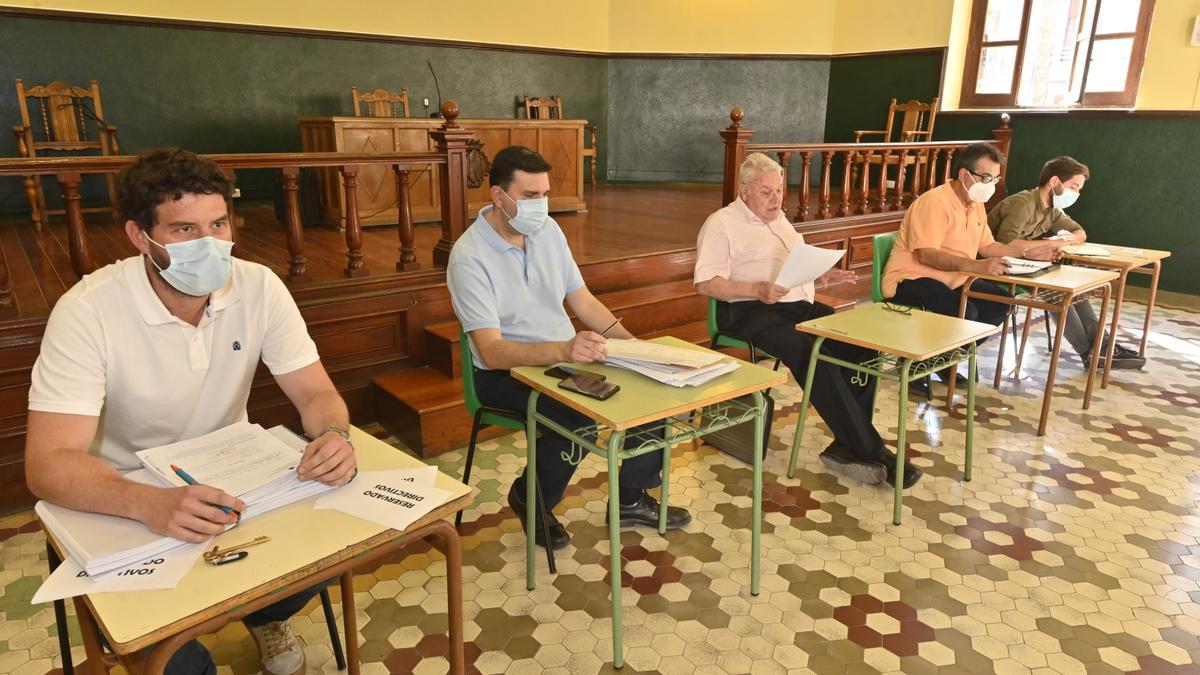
[558,372,620,400]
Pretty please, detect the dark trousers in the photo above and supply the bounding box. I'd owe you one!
[718,300,884,462]
[891,278,1013,329]
[475,368,665,509]
[161,583,324,675]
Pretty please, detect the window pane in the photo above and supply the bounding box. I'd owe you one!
[1095,0,1141,34]
[1085,37,1134,91]
[984,0,1025,42]
[977,45,1019,94]
[1016,0,1089,106]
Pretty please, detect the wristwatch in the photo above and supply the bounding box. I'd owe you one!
[322,425,351,442]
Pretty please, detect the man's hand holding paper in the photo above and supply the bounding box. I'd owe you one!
[298,430,357,486]
[774,243,847,290]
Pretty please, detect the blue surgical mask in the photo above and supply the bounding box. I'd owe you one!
[1052,186,1079,210]
[147,236,234,296]
[499,190,549,235]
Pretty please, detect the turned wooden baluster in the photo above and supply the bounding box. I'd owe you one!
[776,152,791,212]
[341,165,367,277]
[22,175,42,231]
[817,152,833,219]
[797,152,812,221]
[280,168,308,281]
[876,150,890,212]
[943,149,956,183]
[926,148,942,193]
[56,172,94,278]
[394,165,420,272]
[891,149,907,210]
[840,150,854,216]
[858,149,871,214]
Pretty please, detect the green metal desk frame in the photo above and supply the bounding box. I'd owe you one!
[523,391,768,670]
[787,340,979,526]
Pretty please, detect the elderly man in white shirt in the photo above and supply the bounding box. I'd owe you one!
[694,152,921,489]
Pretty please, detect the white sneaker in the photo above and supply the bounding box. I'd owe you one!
[249,620,306,675]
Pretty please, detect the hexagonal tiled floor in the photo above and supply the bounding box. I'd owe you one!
[4,299,1200,674]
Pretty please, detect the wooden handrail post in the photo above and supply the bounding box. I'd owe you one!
[280,167,308,282]
[797,152,812,221]
[839,151,853,216]
[858,150,871,214]
[776,152,790,213]
[991,113,1013,202]
[891,150,907,210]
[876,151,890,212]
[943,149,956,183]
[394,166,420,272]
[720,106,753,206]
[817,152,833,218]
[56,171,93,278]
[340,164,367,277]
[430,101,473,268]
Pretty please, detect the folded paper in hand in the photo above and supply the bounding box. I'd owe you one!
[775,243,846,289]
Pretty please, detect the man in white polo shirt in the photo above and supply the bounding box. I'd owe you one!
[695,152,921,490]
[25,148,355,675]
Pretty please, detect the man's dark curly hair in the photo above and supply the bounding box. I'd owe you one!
[117,148,232,233]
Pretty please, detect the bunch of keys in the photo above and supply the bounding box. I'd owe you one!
[204,535,271,565]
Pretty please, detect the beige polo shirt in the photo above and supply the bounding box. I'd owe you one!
[694,197,815,304]
[882,182,995,297]
[28,256,319,469]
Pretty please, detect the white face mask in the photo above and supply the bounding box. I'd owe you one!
[147,235,234,296]
[1052,185,1079,210]
[965,172,996,203]
[498,190,549,236]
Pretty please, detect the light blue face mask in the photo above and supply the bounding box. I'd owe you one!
[499,190,549,235]
[147,236,234,296]
[1052,186,1079,210]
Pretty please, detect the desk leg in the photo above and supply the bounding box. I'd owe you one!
[525,393,540,591]
[1037,298,1071,436]
[1012,304,1035,385]
[1102,269,1128,389]
[894,359,912,526]
[787,337,825,479]
[658,434,670,535]
[1083,284,1112,410]
[948,280,976,406]
[965,345,976,482]
[339,572,360,675]
[1139,261,1161,357]
[752,390,765,597]
[605,431,625,670]
[423,520,466,675]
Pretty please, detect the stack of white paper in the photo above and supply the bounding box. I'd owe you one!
[603,339,738,387]
[1061,243,1111,257]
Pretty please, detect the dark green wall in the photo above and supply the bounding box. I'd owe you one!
[0,15,607,208]
[824,50,1199,296]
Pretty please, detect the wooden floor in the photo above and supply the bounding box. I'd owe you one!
[0,184,725,322]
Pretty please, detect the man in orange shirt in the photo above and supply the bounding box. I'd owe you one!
[883,142,1058,330]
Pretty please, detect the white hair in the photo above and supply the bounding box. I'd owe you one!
[739,152,784,187]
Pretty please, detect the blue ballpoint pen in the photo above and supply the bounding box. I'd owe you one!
[170,463,241,521]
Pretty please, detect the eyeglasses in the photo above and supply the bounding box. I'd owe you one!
[882,301,912,316]
[968,171,1003,185]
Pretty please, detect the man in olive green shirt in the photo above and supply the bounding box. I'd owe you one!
[988,156,1144,369]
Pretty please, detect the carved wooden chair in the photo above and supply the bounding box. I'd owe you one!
[522,95,563,120]
[850,97,939,194]
[12,78,121,228]
[351,86,410,118]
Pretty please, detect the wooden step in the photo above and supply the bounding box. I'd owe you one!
[372,318,710,457]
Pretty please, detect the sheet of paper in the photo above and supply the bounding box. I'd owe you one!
[314,469,451,532]
[136,422,304,497]
[775,243,846,289]
[33,543,206,604]
[1061,243,1111,257]
[605,339,725,368]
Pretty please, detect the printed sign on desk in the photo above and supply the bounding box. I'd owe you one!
[314,467,449,532]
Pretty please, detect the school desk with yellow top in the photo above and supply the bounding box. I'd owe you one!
[512,336,786,669]
[952,265,1119,436]
[790,303,999,525]
[1059,243,1171,387]
[49,427,474,675]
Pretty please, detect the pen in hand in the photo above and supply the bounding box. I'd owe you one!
[170,464,241,522]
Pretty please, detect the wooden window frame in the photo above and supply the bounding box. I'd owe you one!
[960,0,1157,109]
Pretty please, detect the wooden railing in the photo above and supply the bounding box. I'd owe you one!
[721,106,1014,220]
[0,101,476,306]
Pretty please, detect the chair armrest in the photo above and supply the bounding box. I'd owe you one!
[11,125,32,157]
[901,130,932,141]
[853,130,887,142]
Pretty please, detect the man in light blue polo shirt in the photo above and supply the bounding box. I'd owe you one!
[447,146,691,550]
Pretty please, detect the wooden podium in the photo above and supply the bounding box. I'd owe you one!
[300,116,588,227]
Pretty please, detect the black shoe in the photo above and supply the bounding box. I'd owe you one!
[878,448,923,489]
[818,441,886,485]
[607,491,691,530]
[1084,343,1146,370]
[508,487,570,550]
